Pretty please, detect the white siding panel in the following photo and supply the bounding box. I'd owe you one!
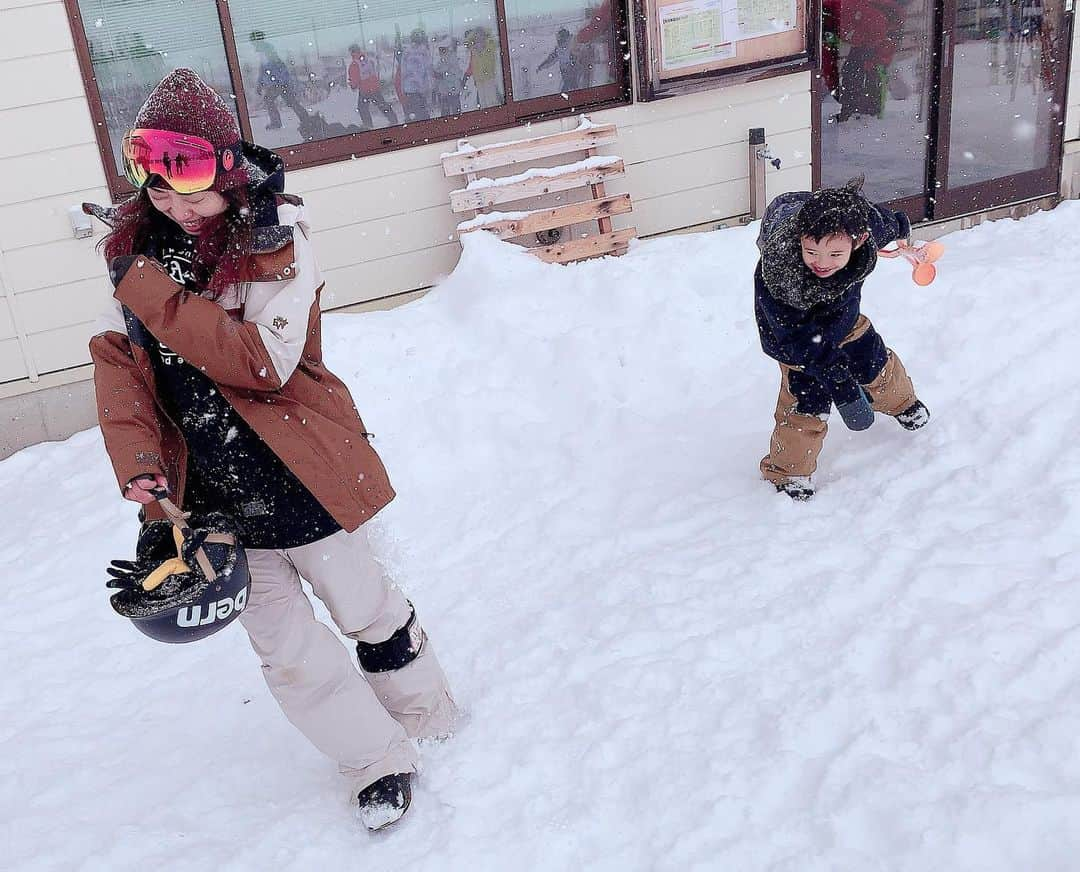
[614,99,810,166]
[599,72,810,127]
[0,51,85,112]
[5,237,103,293]
[616,163,811,238]
[0,98,96,160]
[616,129,810,203]
[16,276,111,334]
[0,143,107,205]
[314,207,461,271]
[0,0,65,9]
[304,165,457,230]
[0,297,15,339]
[28,321,95,374]
[0,186,110,250]
[0,3,74,61]
[320,244,462,308]
[0,336,28,383]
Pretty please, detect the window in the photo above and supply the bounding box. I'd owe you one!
[505,1,619,99]
[74,0,240,174]
[65,0,630,195]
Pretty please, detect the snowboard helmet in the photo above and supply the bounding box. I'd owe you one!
[107,497,250,644]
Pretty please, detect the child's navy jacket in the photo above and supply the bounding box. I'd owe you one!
[754,192,911,380]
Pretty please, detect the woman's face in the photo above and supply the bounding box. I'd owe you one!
[146,186,229,235]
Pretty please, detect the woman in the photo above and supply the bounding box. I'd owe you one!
[88,69,457,831]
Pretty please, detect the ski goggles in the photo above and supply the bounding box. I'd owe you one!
[121,128,242,194]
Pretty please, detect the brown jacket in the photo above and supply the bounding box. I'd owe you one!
[89,203,395,530]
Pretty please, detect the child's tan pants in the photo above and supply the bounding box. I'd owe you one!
[760,316,916,485]
[239,525,457,789]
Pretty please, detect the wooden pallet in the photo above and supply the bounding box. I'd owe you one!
[442,119,637,265]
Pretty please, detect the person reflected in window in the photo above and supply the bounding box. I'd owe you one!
[250,30,311,131]
[400,28,434,122]
[434,37,465,117]
[824,0,909,122]
[173,152,187,176]
[348,44,398,128]
[161,151,172,179]
[463,27,501,109]
[574,0,615,88]
[537,28,582,93]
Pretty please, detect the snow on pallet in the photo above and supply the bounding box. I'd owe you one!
[442,117,637,264]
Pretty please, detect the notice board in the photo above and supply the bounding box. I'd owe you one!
[646,0,807,80]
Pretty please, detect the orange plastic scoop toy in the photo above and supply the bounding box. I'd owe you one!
[879,240,944,286]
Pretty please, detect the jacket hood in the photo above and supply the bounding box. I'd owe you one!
[758,196,877,311]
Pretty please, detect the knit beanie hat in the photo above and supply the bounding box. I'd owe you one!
[134,68,250,192]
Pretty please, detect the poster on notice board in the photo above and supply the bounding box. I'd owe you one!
[658,0,797,72]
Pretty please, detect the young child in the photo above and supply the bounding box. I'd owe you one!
[755,180,930,500]
[348,44,398,128]
[87,69,457,830]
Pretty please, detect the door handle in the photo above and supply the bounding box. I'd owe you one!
[942,31,951,70]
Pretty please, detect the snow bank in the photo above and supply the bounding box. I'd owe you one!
[4,203,1080,870]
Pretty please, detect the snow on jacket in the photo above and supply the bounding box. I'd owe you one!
[348,56,382,94]
[754,191,910,379]
[401,44,434,95]
[88,178,395,532]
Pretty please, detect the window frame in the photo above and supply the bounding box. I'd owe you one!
[64,0,633,199]
[632,0,819,101]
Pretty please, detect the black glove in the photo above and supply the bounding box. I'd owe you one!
[827,368,862,406]
[108,255,141,288]
[105,556,158,592]
[815,357,875,431]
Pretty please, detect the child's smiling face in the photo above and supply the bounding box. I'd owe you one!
[800,233,860,278]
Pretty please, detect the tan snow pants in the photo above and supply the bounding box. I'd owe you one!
[240,525,457,789]
[760,316,916,485]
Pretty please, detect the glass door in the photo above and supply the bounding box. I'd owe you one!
[819,0,939,219]
[817,0,1073,221]
[935,0,1071,214]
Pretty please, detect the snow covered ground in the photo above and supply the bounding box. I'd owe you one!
[4,203,1080,870]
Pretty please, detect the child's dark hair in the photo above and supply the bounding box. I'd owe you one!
[101,186,254,301]
[795,176,871,242]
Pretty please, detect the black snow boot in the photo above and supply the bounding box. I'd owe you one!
[358,772,412,832]
[896,400,930,431]
[775,477,814,501]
